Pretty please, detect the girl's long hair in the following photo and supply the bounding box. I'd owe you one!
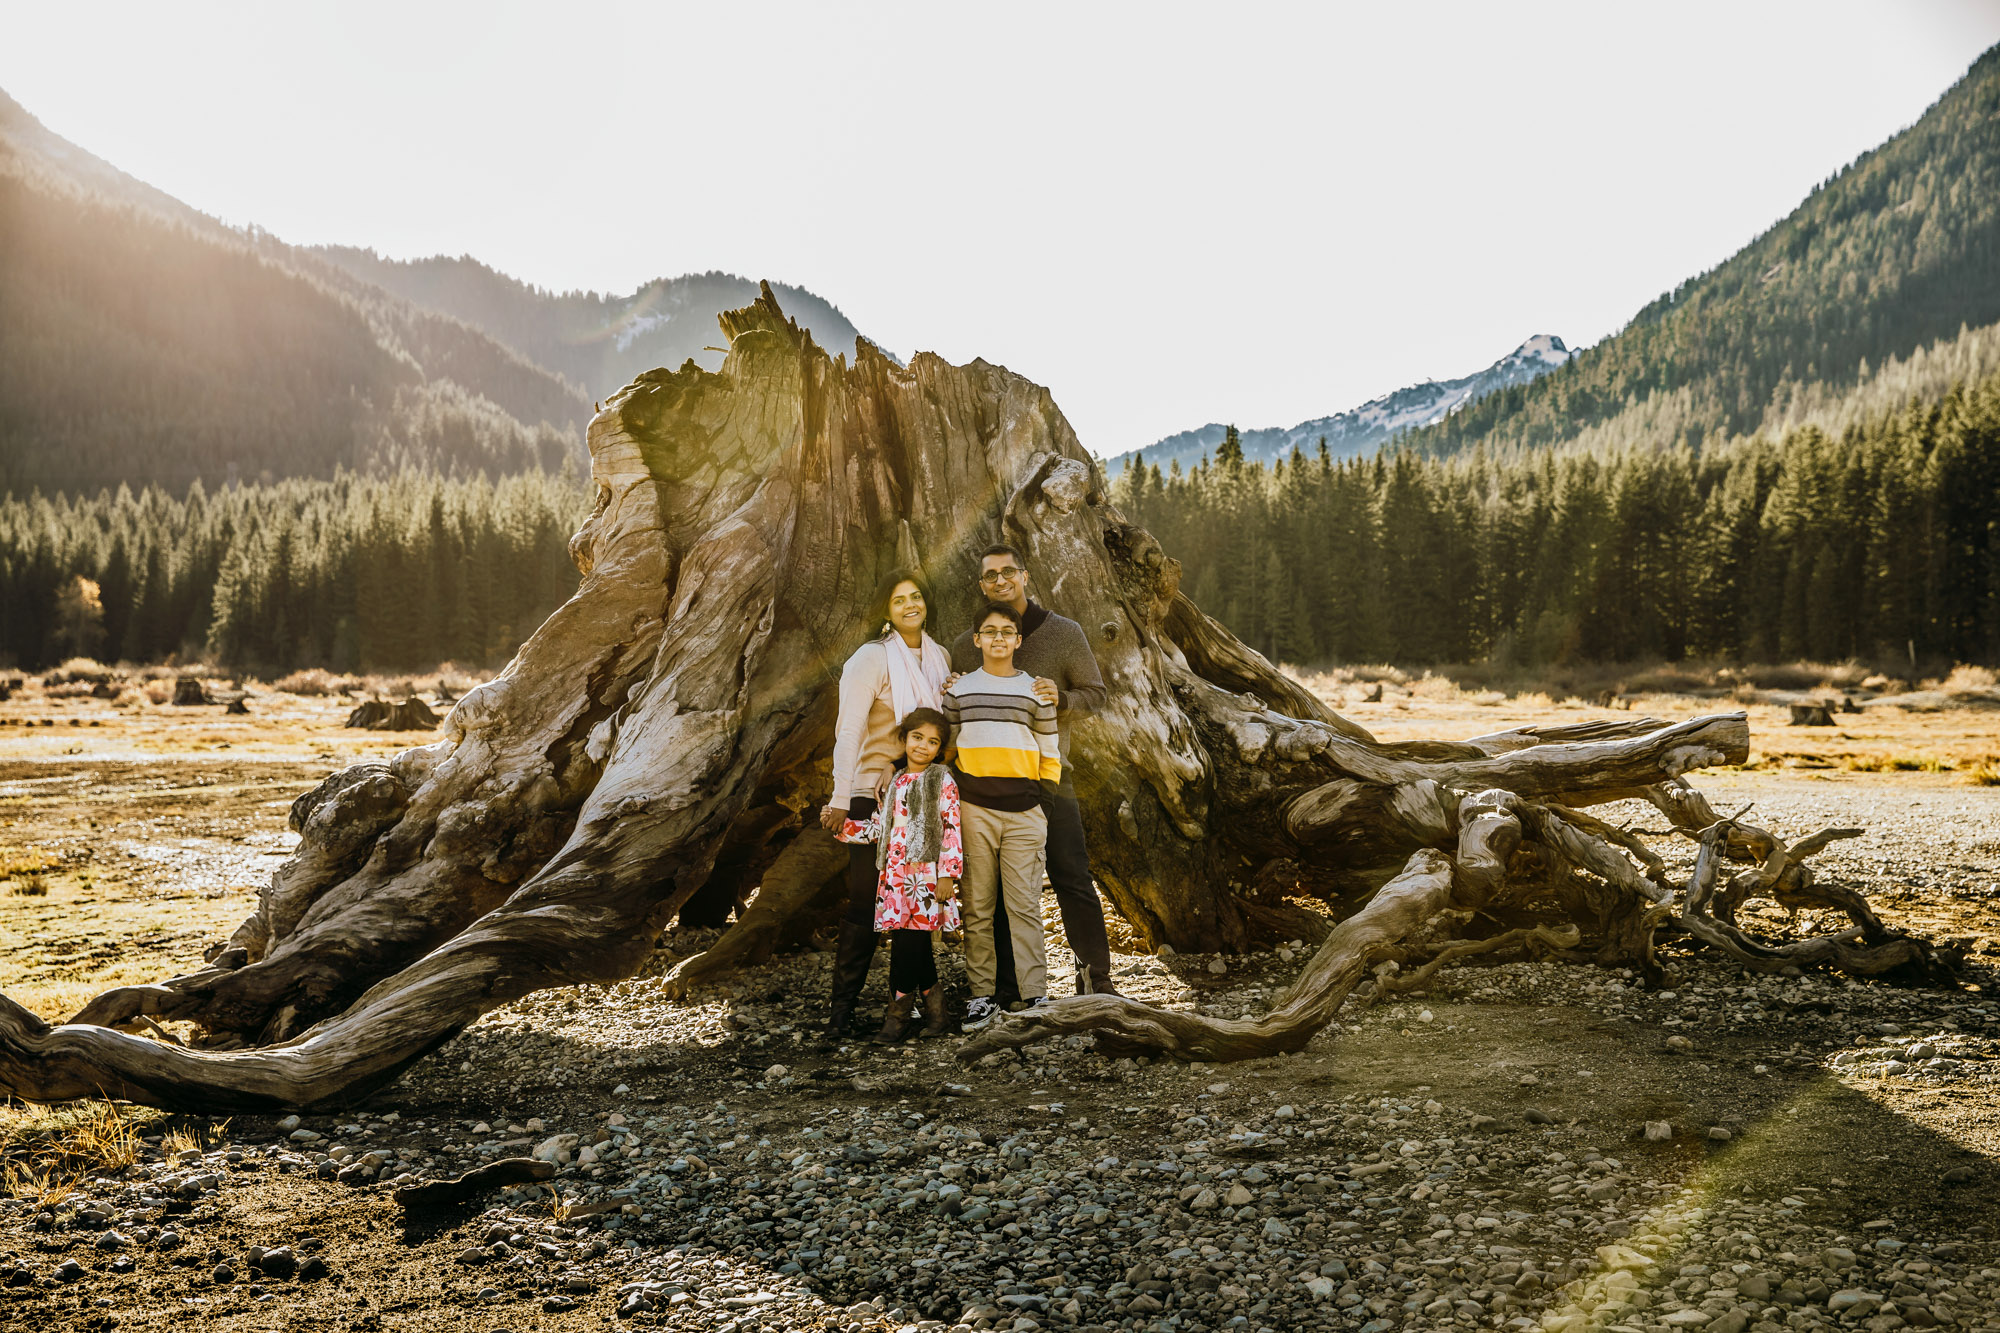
[868,567,933,635]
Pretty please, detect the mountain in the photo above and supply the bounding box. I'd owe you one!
[0,86,591,495]
[0,86,878,496]
[1398,44,2000,459]
[311,251,880,400]
[1111,335,1575,473]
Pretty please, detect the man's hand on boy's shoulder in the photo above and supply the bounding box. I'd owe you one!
[1031,676,1057,706]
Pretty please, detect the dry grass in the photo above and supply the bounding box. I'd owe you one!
[0,1099,159,1202]
[0,859,250,1022]
[1966,758,2000,787]
[1842,753,1957,774]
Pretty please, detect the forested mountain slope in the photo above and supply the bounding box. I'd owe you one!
[1400,44,2000,459]
[0,89,588,495]
[312,250,880,399]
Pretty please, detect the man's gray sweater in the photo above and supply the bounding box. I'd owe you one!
[950,601,1106,793]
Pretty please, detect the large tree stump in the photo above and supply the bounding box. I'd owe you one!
[0,285,1951,1109]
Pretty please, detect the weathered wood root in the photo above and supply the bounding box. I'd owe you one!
[958,850,1457,1062]
[660,829,847,999]
[394,1157,554,1208]
[960,776,1950,1063]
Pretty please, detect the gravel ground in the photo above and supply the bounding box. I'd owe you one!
[3,780,1998,1333]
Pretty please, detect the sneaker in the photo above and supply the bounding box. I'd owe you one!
[1021,996,1048,1011]
[962,996,1000,1031]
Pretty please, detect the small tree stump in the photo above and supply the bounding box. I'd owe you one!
[344,698,441,731]
[172,677,209,706]
[226,697,250,715]
[1789,703,1835,726]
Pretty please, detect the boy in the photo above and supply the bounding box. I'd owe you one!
[943,602,1061,1030]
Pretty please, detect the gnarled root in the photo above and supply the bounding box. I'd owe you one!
[957,850,1457,1062]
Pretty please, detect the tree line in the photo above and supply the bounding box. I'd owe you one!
[1113,371,2000,668]
[0,469,587,672]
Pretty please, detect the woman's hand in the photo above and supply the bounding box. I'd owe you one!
[936,876,958,904]
[818,804,845,831]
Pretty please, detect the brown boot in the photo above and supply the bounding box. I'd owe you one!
[920,986,949,1037]
[872,995,913,1044]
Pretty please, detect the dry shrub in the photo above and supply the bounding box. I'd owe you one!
[1408,673,1464,701]
[43,657,115,685]
[141,679,173,705]
[1966,760,2000,786]
[1942,664,1999,693]
[273,668,359,697]
[432,663,486,697]
[1618,663,1715,695]
[38,680,99,698]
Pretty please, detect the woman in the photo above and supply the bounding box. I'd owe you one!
[818,567,951,1041]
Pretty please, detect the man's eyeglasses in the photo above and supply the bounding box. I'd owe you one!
[975,627,1020,641]
[977,566,1025,585]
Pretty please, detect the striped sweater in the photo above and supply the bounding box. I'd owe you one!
[943,668,1062,811]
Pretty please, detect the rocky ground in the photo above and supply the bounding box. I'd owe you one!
[3,694,1999,1332]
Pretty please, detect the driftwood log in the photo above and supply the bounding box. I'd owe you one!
[0,286,1954,1110]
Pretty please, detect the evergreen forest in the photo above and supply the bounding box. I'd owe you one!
[1113,369,2000,670]
[0,469,586,672]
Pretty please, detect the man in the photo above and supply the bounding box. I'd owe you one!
[949,542,1119,998]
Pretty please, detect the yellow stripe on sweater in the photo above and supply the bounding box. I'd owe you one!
[954,745,1062,783]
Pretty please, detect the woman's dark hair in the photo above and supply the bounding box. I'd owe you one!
[897,707,950,744]
[868,567,932,631]
[974,601,1024,634]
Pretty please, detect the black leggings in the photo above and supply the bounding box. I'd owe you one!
[888,929,937,994]
[843,796,881,926]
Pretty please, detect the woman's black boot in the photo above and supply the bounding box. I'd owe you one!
[822,920,877,1043]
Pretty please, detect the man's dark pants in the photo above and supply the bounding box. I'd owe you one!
[990,788,1110,1001]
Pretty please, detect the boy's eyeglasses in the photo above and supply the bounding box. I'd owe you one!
[975,628,1020,641]
[977,566,1025,584]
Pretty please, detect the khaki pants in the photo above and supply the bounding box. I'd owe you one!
[960,802,1048,999]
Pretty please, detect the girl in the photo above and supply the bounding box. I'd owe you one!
[839,708,963,1041]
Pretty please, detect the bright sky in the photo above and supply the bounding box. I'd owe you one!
[4,2,1997,456]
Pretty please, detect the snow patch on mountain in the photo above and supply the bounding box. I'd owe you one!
[1109,335,1577,472]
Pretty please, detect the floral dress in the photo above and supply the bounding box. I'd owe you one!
[839,768,965,932]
